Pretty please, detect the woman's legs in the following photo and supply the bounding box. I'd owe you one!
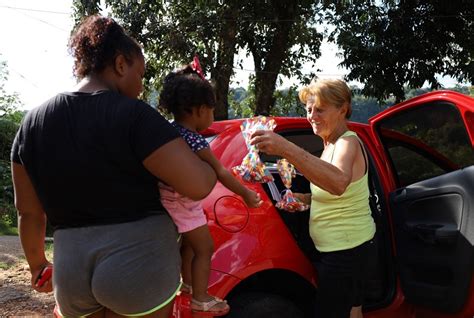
[102,302,174,318]
[350,306,363,318]
[86,301,174,318]
[55,216,181,318]
[313,239,374,318]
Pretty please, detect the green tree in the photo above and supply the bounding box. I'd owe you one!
[73,0,240,120]
[238,0,322,115]
[0,59,23,159]
[72,0,322,119]
[0,57,23,231]
[72,0,100,25]
[0,61,23,122]
[325,0,474,102]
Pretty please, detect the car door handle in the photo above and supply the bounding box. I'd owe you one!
[407,223,457,245]
[392,188,407,203]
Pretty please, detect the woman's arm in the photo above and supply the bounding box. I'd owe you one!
[11,162,52,292]
[196,148,262,208]
[143,138,217,201]
[250,131,358,196]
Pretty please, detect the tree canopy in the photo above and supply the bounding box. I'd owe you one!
[325,0,474,102]
[0,59,23,123]
[0,58,23,229]
[72,0,323,119]
[71,0,473,115]
[237,0,322,115]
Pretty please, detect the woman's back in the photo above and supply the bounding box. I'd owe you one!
[13,90,179,230]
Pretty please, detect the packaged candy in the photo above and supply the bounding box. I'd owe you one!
[275,159,310,212]
[232,116,276,183]
[277,158,295,188]
[276,189,310,212]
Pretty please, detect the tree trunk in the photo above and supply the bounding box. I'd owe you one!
[254,2,297,116]
[212,5,238,120]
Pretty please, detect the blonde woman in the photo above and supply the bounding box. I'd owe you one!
[251,79,376,318]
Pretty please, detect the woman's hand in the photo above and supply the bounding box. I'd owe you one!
[293,192,311,205]
[250,130,288,156]
[243,189,263,208]
[31,263,53,293]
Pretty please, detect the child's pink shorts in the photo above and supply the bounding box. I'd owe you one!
[158,183,207,233]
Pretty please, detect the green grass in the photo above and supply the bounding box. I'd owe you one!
[0,220,17,235]
[45,241,54,260]
[0,261,10,270]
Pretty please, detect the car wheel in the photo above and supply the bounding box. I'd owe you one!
[226,292,305,318]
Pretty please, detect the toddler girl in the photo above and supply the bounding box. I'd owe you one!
[158,61,262,315]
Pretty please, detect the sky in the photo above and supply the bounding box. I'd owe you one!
[0,0,75,109]
[0,0,460,110]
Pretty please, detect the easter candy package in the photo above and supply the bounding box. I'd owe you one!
[232,116,275,183]
[275,159,310,212]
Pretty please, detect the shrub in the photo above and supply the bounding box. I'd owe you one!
[0,119,18,161]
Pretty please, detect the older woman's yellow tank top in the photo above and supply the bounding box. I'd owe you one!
[309,130,375,252]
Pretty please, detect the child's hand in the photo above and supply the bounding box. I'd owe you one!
[243,189,262,208]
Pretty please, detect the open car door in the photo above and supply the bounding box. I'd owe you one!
[369,91,474,315]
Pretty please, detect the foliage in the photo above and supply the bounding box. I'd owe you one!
[72,0,323,119]
[72,0,100,25]
[448,84,473,97]
[70,1,473,117]
[230,84,388,121]
[0,203,17,235]
[351,94,389,123]
[0,57,23,232]
[229,77,257,119]
[380,101,474,186]
[325,0,474,102]
[0,60,23,123]
[271,86,306,117]
[0,120,19,160]
[237,0,322,115]
[72,0,240,119]
[228,84,472,123]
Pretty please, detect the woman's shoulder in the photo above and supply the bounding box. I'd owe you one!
[336,130,358,144]
[342,130,358,138]
[21,93,67,121]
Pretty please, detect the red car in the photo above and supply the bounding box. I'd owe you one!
[53,90,474,318]
[171,90,474,318]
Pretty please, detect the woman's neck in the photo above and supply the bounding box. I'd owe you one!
[74,75,118,93]
[324,124,348,146]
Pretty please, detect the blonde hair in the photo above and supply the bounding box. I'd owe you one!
[298,79,352,118]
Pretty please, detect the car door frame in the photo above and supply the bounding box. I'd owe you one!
[367,90,474,317]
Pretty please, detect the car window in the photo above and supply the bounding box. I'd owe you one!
[376,101,474,187]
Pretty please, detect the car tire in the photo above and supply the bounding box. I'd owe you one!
[226,292,305,318]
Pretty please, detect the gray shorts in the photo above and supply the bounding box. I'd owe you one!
[53,215,181,317]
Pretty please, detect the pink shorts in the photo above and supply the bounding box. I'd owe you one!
[159,183,207,233]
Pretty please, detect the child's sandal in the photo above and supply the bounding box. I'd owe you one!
[180,282,192,294]
[191,296,230,316]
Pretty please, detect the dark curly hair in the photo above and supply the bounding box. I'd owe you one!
[159,65,216,118]
[68,15,143,79]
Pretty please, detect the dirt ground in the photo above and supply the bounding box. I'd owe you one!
[0,235,55,318]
